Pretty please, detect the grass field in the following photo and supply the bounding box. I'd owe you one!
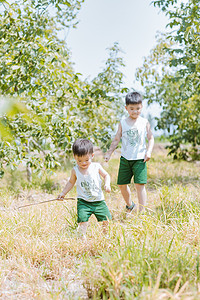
[0,143,200,299]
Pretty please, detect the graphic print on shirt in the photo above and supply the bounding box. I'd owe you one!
[126,128,141,148]
[81,179,99,199]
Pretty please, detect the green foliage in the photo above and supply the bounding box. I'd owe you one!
[0,0,127,179]
[136,0,200,160]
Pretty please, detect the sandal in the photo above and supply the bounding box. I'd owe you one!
[126,202,135,211]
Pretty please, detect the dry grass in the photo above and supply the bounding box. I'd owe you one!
[0,143,200,299]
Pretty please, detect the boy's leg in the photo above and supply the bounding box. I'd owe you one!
[102,220,109,234]
[77,199,93,239]
[77,222,88,239]
[135,183,147,212]
[118,184,133,207]
[132,159,147,213]
[94,201,112,229]
[117,157,135,210]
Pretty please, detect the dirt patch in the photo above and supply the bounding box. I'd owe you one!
[152,143,169,155]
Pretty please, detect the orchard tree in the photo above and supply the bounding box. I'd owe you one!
[0,0,84,179]
[136,0,200,160]
[0,1,127,180]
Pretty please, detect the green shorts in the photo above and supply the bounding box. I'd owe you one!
[117,156,147,185]
[77,198,112,223]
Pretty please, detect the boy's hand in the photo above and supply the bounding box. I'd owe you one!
[144,153,151,162]
[104,153,111,162]
[57,193,65,200]
[104,185,111,193]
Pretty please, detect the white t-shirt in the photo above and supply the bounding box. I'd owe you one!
[121,116,148,160]
[74,162,104,202]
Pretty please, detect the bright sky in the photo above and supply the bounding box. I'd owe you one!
[66,0,169,90]
[63,0,169,134]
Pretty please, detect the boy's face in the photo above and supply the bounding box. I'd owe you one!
[125,103,142,120]
[74,153,94,169]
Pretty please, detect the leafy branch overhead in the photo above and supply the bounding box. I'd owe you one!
[0,0,127,179]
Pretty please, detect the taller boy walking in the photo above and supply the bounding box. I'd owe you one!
[105,92,154,213]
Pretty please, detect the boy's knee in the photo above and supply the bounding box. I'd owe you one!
[135,183,145,190]
[118,184,128,190]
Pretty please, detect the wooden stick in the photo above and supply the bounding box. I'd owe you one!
[17,197,75,209]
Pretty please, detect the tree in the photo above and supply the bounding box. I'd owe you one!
[136,0,200,160]
[0,1,127,180]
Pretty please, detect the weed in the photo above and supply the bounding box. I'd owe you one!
[0,142,199,298]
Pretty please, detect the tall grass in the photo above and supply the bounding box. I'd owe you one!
[0,144,199,299]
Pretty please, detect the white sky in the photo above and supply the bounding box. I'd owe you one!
[62,0,170,134]
[65,0,169,90]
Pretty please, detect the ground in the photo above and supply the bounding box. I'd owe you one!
[0,143,200,299]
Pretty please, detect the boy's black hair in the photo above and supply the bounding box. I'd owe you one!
[125,92,142,105]
[72,139,93,157]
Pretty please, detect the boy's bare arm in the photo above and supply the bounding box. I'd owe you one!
[104,123,122,162]
[144,122,154,162]
[99,165,111,193]
[57,169,77,200]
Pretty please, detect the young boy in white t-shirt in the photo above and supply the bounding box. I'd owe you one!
[105,92,154,213]
[57,139,111,238]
